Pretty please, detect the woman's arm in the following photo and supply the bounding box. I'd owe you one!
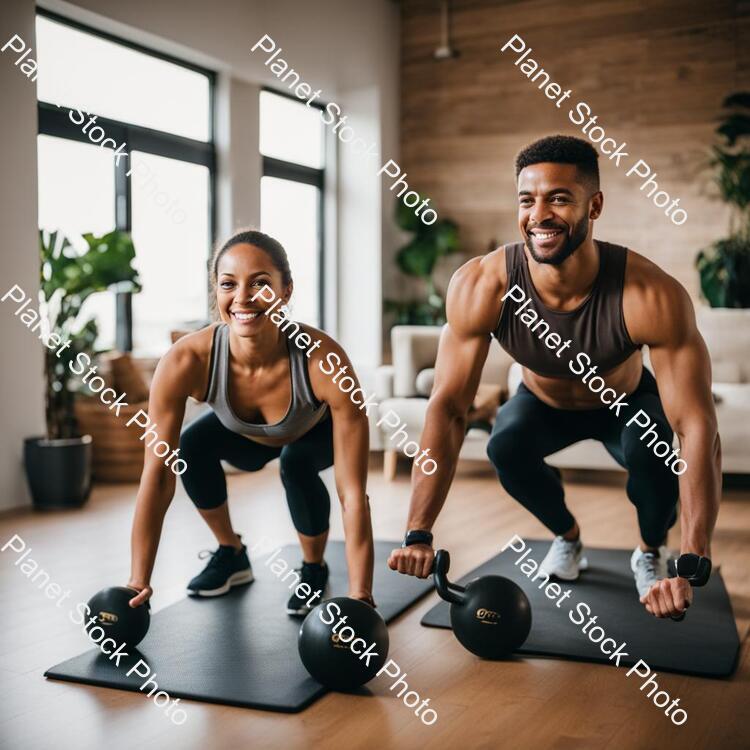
[127,344,197,607]
[309,334,374,603]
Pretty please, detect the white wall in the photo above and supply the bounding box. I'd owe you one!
[0,0,47,510]
[216,76,263,234]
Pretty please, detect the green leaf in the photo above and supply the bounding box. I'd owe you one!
[395,198,422,233]
[39,227,142,437]
[717,114,750,147]
[722,92,750,110]
[696,235,750,307]
[433,220,460,256]
[389,196,461,328]
[396,236,439,278]
[384,297,446,325]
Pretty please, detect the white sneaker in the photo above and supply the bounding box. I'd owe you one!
[539,536,588,581]
[630,546,669,598]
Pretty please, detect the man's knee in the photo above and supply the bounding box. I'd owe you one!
[487,424,528,469]
[623,421,674,473]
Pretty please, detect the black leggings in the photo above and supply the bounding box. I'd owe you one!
[179,410,333,537]
[486,368,679,547]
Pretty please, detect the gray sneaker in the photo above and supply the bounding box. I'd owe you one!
[539,536,588,581]
[630,546,669,598]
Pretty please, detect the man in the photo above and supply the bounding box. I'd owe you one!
[388,135,720,619]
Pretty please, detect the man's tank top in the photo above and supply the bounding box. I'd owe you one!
[205,323,329,440]
[494,241,639,378]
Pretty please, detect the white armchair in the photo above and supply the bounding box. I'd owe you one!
[372,317,750,478]
[373,326,514,478]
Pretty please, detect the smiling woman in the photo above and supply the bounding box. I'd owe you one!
[125,227,376,619]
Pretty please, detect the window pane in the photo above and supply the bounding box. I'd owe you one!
[37,135,116,350]
[130,152,210,355]
[261,177,320,326]
[260,91,324,169]
[36,16,210,141]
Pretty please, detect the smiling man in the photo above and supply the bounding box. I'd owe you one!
[388,134,721,619]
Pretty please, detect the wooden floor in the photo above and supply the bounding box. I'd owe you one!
[1,457,748,750]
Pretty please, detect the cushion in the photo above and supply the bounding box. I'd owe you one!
[711,361,742,384]
[415,368,435,396]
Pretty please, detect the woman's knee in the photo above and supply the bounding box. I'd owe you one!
[178,421,226,509]
[178,423,200,462]
[283,465,331,535]
[279,445,322,482]
[178,413,220,461]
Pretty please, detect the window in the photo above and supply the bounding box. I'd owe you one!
[36,10,215,355]
[260,90,325,327]
[259,91,324,169]
[130,152,211,353]
[37,135,117,348]
[36,16,210,141]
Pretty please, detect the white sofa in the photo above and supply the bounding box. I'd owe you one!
[373,309,750,477]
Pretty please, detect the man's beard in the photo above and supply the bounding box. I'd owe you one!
[525,217,589,266]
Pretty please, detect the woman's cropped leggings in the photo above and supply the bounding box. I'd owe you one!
[179,410,334,537]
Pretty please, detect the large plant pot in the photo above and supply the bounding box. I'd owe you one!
[23,435,93,509]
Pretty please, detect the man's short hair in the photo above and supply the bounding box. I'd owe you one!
[515,135,600,191]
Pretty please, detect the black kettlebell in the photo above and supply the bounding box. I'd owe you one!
[433,549,531,659]
[298,596,389,691]
[86,586,150,647]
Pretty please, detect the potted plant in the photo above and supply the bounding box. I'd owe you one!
[24,229,141,509]
[695,92,750,310]
[385,199,461,326]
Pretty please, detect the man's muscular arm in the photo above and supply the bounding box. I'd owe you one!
[626,263,721,617]
[388,254,504,578]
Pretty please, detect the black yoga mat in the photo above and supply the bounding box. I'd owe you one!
[421,540,740,678]
[45,541,433,712]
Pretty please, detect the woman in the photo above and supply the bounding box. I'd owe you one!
[126,229,374,615]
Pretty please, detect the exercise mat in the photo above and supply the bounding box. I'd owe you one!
[46,541,432,712]
[421,540,740,678]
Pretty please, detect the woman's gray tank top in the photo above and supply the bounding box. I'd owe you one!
[205,323,329,441]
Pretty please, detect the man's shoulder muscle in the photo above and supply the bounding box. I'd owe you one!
[623,249,695,346]
[446,247,507,337]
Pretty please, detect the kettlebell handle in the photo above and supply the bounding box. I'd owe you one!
[433,549,467,606]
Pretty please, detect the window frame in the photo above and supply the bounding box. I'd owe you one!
[260,86,326,329]
[36,8,217,352]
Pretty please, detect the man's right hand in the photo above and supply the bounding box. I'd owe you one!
[126,582,153,608]
[388,544,435,579]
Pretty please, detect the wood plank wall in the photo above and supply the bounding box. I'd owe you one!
[396,0,750,301]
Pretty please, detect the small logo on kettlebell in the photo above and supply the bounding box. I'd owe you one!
[98,610,118,625]
[475,607,500,624]
[330,633,347,649]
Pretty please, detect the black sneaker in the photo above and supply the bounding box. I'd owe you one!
[286,561,329,616]
[187,542,254,597]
